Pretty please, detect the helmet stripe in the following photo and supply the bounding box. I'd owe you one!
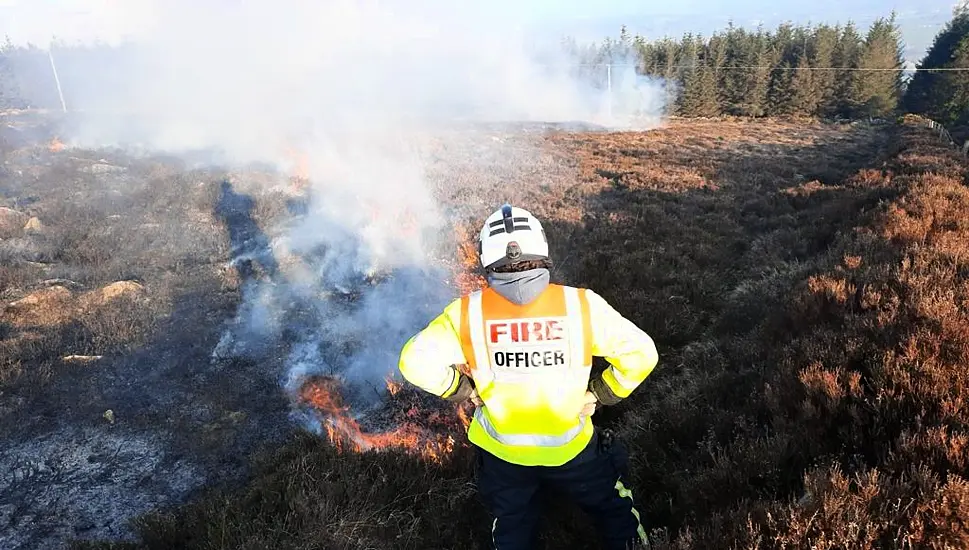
[488,224,531,237]
[501,204,515,234]
[489,217,528,228]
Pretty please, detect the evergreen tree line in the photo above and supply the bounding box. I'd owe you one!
[0,39,20,110]
[569,5,969,126]
[904,3,969,129]
[1,6,968,126]
[565,16,907,119]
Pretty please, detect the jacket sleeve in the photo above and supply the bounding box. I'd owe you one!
[585,289,659,405]
[397,299,473,401]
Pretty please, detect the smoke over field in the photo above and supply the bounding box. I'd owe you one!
[5,4,969,550]
[6,86,969,549]
[59,1,668,147]
[45,1,670,447]
[70,116,966,550]
[1,3,671,548]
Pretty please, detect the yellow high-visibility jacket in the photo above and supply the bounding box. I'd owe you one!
[397,283,658,467]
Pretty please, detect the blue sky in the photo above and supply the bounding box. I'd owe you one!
[0,0,959,63]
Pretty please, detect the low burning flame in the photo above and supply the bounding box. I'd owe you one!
[49,137,65,153]
[292,229,482,463]
[452,222,487,294]
[297,374,472,463]
[284,147,311,190]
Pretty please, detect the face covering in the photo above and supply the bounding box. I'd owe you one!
[485,268,550,305]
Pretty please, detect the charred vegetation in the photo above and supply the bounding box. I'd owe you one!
[2,116,968,549]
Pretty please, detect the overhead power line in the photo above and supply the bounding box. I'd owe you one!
[563,63,969,72]
[683,66,967,71]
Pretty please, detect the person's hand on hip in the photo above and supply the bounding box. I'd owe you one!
[579,390,598,417]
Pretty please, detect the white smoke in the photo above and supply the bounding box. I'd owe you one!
[42,0,671,428]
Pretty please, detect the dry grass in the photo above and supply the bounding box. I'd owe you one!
[5,116,967,549]
[590,119,969,549]
[0,133,301,549]
[0,150,229,394]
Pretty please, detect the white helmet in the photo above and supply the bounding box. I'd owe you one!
[478,204,549,270]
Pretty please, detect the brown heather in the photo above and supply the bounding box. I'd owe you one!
[3,117,965,549]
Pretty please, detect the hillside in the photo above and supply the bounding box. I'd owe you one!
[1,115,967,549]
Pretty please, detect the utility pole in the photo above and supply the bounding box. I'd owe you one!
[48,40,67,113]
[606,63,613,120]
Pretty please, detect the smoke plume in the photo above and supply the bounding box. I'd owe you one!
[49,0,670,431]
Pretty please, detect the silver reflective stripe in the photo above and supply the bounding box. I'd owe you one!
[466,291,491,378]
[474,407,586,447]
[562,286,585,369]
[609,365,640,391]
[615,480,650,545]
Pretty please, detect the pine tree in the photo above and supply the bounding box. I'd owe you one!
[768,61,797,114]
[637,36,675,80]
[904,9,969,125]
[720,23,764,115]
[940,38,969,126]
[810,24,841,116]
[681,61,719,117]
[707,31,728,112]
[766,23,798,115]
[789,52,820,115]
[662,38,679,80]
[832,22,863,116]
[0,37,20,110]
[674,33,700,114]
[677,35,719,116]
[613,25,635,63]
[659,38,682,109]
[847,14,905,118]
[746,32,774,117]
[632,34,648,73]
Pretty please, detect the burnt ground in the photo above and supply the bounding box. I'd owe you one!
[0,126,298,548]
[3,113,949,550]
[0,113,532,549]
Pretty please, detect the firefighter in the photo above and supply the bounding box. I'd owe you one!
[397,204,659,550]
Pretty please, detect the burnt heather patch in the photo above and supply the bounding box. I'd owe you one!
[5,116,967,549]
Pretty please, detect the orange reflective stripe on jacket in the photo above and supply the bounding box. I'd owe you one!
[398,283,660,463]
[458,283,595,466]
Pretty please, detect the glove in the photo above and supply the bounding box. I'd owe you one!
[444,369,482,407]
[443,371,474,403]
[589,375,623,406]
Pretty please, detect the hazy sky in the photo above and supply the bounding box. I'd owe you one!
[0,0,959,60]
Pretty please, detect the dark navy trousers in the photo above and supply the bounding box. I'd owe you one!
[475,428,649,550]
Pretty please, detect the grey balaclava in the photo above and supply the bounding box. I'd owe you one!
[486,267,550,305]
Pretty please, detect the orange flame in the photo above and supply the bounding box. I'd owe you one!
[49,136,65,152]
[284,147,310,191]
[297,375,467,463]
[386,376,403,396]
[452,222,486,294]
[292,219,486,462]
[457,403,472,429]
